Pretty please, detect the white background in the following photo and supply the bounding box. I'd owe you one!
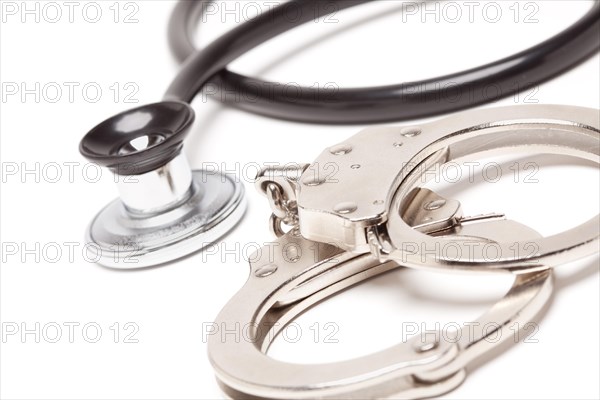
[1,1,599,399]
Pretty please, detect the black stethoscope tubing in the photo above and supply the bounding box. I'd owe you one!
[80,0,600,175]
[164,0,600,124]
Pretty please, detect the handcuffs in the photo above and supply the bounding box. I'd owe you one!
[208,105,599,399]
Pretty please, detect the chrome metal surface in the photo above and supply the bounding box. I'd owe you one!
[256,164,308,237]
[209,219,553,399]
[295,105,599,271]
[207,104,600,398]
[117,153,193,213]
[400,188,463,234]
[86,170,245,268]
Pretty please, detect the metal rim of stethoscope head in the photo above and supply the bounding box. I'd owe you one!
[208,220,554,399]
[293,104,600,273]
[79,101,246,268]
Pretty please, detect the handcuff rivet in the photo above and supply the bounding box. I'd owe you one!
[401,127,422,137]
[329,144,353,155]
[285,246,301,262]
[255,264,278,278]
[333,202,357,214]
[413,339,439,353]
[373,200,384,205]
[350,164,361,169]
[393,142,404,147]
[303,176,325,186]
[424,199,447,211]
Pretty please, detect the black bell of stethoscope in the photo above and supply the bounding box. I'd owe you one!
[79,101,245,268]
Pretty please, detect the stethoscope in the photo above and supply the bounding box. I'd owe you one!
[77,1,600,398]
[79,0,600,268]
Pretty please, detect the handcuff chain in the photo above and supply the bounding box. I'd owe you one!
[265,182,299,237]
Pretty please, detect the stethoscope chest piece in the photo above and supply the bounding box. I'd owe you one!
[80,101,246,268]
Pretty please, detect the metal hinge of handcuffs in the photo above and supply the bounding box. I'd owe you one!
[208,105,600,399]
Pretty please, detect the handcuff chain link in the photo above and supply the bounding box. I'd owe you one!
[265,182,299,237]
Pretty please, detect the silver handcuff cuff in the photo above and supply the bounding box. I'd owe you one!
[208,105,599,399]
